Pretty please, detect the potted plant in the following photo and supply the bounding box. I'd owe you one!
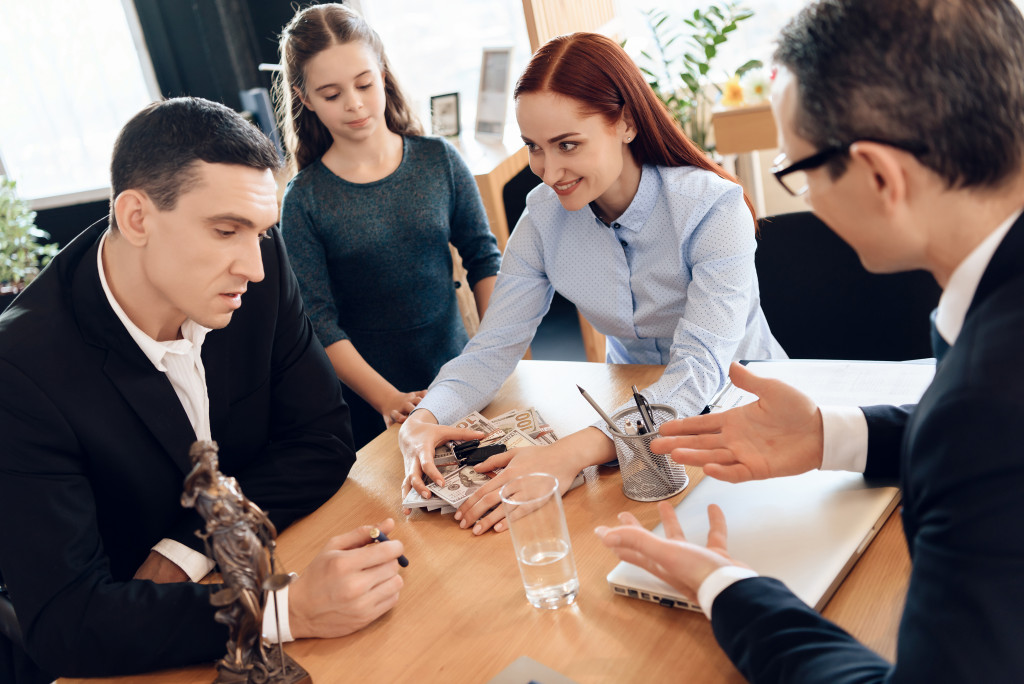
[1,176,59,313]
[635,2,762,153]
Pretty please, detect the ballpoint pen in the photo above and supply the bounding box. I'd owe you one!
[631,385,657,433]
[577,384,622,434]
[369,527,409,567]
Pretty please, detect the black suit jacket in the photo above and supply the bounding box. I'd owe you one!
[0,222,355,680]
[710,215,1024,683]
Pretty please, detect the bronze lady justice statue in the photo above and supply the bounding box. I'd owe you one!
[182,441,310,684]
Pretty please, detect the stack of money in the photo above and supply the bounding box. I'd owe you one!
[402,408,562,514]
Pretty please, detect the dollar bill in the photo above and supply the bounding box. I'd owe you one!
[434,411,504,461]
[453,411,499,433]
[491,408,558,445]
[427,464,498,508]
[405,407,562,514]
[401,486,456,514]
[401,459,462,512]
[492,427,541,449]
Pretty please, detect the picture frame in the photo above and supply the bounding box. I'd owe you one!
[475,46,514,140]
[430,92,461,137]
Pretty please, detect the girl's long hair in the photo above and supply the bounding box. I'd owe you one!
[275,3,421,171]
[515,33,756,223]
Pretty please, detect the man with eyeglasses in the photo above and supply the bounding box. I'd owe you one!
[597,0,1024,681]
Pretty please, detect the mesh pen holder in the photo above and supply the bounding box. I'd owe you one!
[610,404,688,502]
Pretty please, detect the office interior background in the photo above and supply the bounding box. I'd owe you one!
[0,0,967,358]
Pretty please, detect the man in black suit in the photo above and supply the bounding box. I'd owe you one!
[0,98,404,683]
[597,1,1024,681]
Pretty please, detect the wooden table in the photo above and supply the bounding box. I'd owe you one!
[66,361,910,683]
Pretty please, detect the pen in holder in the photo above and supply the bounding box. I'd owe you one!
[610,404,688,502]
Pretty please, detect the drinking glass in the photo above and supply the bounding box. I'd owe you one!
[499,473,579,609]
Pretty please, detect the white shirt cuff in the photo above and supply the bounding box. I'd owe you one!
[152,539,215,582]
[262,586,294,643]
[697,565,760,619]
[820,406,869,473]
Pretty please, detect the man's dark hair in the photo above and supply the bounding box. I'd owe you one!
[109,97,281,229]
[774,0,1024,189]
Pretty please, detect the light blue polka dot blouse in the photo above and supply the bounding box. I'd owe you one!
[418,164,787,434]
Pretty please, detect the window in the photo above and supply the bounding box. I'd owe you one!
[358,0,531,135]
[615,1,808,78]
[0,0,159,209]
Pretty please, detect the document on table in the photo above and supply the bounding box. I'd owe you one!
[709,359,936,412]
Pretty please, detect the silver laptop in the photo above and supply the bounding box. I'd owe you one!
[606,470,901,611]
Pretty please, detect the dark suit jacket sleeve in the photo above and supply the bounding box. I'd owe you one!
[710,393,1024,683]
[861,404,914,480]
[0,359,226,677]
[163,228,357,554]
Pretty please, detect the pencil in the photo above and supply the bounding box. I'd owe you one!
[577,384,622,434]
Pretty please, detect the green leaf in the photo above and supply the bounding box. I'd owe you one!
[704,44,716,59]
[698,62,709,75]
[735,58,763,76]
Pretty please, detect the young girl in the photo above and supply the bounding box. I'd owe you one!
[277,4,501,449]
[400,32,786,530]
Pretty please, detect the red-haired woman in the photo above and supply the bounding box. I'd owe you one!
[400,33,785,533]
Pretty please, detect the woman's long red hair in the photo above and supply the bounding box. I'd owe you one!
[514,33,757,224]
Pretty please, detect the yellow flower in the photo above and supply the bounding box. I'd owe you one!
[721,75,744,108]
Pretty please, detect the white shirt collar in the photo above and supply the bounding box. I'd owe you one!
[96,231,210,372]
[935,208,1021,345]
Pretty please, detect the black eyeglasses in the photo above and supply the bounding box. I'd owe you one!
[771,139,928,197]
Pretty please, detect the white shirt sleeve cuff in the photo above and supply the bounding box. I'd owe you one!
[820,406,869,473]
[152,538,215,582]
[697,565,760,619]
[262,586,294,643]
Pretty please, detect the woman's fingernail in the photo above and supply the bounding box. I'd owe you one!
[594,526,609,539]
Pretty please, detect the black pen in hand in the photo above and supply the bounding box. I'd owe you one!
[369,527,409,567]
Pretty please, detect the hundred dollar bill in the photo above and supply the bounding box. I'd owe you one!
[433,411,504,462]
[406,409,562,514]
[491,408,558,445]
[401,486,455,514]
[453,411,499,433]
[401,459,461,512]
[427,464,497,508]
[532,409,558,444]
[492,427,541,449]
